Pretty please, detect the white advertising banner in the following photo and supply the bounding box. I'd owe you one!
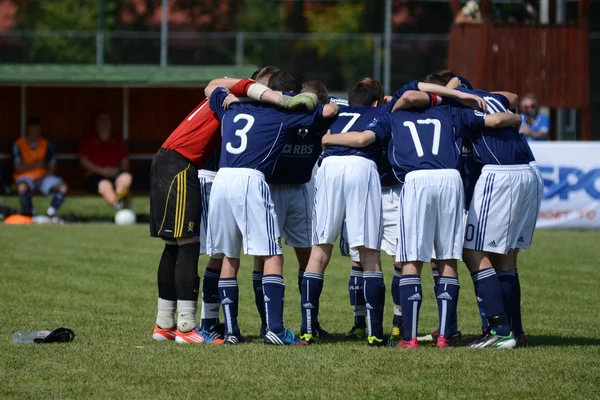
[530,142,600,229]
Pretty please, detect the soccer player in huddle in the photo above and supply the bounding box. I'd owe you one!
[440,74,543,347]
[251,73,333,339]
[150,76,315,344]
[196,66,282,337]
[206,71,338,345]
[323,89,521,348]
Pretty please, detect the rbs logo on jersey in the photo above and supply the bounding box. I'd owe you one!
[540,166,600,200]
[282,144,314,156]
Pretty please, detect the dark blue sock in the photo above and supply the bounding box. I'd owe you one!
[434,268,459,334]
[391,266,402,325]
[263,274,285,335]
[219,278,240,336]
[512,268,524,334]
[400,274,422,341]
[436,276,460,338]
[300,272,323,335]
[19,191,33,215]
[252,271,266,329]
[496,269,518,332]
[51,192,65,211]
[200,267,220,330]
[349,266,366,327]
[297,269,304,294]
[363,271,385,339]
[471,268,510,336]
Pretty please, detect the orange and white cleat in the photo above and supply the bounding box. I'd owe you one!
[395,337,420,349]
[175,328,223,344]
[152,325,176,341]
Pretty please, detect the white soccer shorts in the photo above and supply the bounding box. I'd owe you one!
[198,169,216,256]
[397,169,464,263]
[269,183,312,248]
[312,156,382,251]
[463,164,541,254]
[207,168,282,258]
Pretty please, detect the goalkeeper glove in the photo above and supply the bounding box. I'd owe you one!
[278,93,318,111]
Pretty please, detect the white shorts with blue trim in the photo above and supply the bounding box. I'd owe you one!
[207,168,282,258]
[198,169,218,256]
[312,156,382,251]
[397,169,464,263]
[270,183,312,248]
[463,164,541,254]
[16,175,63,196]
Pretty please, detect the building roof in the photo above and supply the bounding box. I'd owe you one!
[0,64,258,87]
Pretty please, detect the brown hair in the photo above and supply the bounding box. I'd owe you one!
[301,80,329,104]
[361,77,384,106]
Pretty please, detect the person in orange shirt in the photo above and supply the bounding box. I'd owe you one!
[13,118,68,217]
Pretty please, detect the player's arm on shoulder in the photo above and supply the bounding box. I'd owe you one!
[492,91,519,109]
[204,78,243,98]
[417,82,486,112]
[446,77,461,89]
[484,112,522,129]
[322,130,377,148]
[322,101,339,119]
[392,90,433,112]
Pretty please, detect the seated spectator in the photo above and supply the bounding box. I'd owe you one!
[79,112,132,209]
[13,118,68,217]
[520,93,550,141]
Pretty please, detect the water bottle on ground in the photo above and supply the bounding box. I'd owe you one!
[12,330,52,344]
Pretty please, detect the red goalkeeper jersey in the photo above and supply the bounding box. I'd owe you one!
[161,99,221,167]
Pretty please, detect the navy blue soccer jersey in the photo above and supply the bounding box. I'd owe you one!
[456,88,535,165]
[268,126,326,184]
[209,88,329,175]
[321,106,387,163]
[368,105,486,183]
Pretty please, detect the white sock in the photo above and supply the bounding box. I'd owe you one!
[46,206,56,217]
[156,298,176,329]
[393,304,402,317]
[200,302,220,321]
[177,300,198,333]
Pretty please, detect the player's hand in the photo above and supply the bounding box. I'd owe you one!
[321,130,333,150]
[278,93,318,111]
[222,94,240,109]
[458,92,487,112]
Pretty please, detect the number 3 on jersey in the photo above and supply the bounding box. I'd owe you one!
[226,113,255,154]
[404,119,441,157]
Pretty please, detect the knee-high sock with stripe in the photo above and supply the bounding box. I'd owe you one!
[300,272,323,335]
[391,266,403,325]
[471,268,510,336]
[349,267,366,328]
[400,275,422,341]
[200,267,221,330]
[363,271,385,339]
[436,276,460,339]
[252,272,266,329]
[263,274,285,334]
[219,278,240,336]
[496,269,520,332]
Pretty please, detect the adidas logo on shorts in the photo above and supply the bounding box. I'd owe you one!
[518,236,525,243]
[437,292,453,300]
[488,240,498,247]
[407,293,422,301]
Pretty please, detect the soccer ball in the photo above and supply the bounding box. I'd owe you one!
[114,209,136,225]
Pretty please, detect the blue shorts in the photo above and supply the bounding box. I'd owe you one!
[16,175,63,196]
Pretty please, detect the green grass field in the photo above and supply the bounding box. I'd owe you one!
[1,222,599,399]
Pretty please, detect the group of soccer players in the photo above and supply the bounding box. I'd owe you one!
[148,65,543,349]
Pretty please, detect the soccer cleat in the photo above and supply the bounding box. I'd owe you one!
[345,325,367,340]
[389,324,404,341]
[515,332,528,347]
[315,324,335,341]
[396,338,420,349]
[152,325,176,341]
[223,334,252,345]
[368,335,397,347]
[257,325,267,339]
[431,329,463,343]
[265,328,308,346]
[468,330,517,349]
[436,335,457,348]
[175,328,223,344]
[299,333,318,344]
